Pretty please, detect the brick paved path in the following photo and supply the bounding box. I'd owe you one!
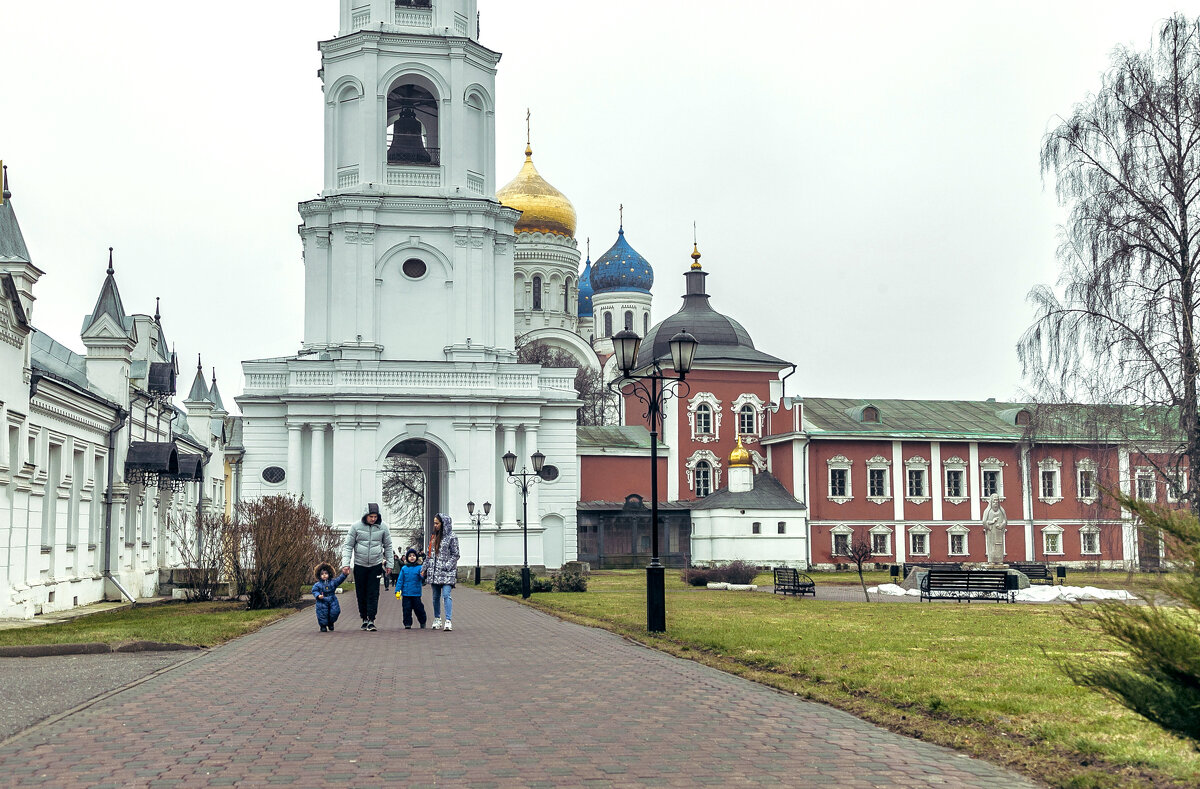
[0,588,1039,788]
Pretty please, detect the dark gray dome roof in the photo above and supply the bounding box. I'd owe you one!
[635,265,789,370]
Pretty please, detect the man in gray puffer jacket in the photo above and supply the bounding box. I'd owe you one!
[341,503,393,631]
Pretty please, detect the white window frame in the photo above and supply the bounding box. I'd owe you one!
[908,525,931,556]
[1076,459,1098,505]
[1038,457,1063,504]
[685,450,722,495]
[905,456,930,504]
[1080,525,1101,555]
[695,461,713,497]
[865,455,892,504]
[687,392,722,443]
[831,524,854,557]
[826,454,853,504]
[947,524,970,556]
[943,456,967,504]
[1135,467,1156,502]
[869,524,893,556]
[980,456,1006,500]
[730,393,766,443]
[1042,524,1064,555]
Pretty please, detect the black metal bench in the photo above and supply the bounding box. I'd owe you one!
[920,568,1016,602]
[773,567,816,597]
[1007,562,1066,585]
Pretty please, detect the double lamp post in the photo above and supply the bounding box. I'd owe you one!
[608,327,698,633]
[466,499,490,585]
[503,448,545,600]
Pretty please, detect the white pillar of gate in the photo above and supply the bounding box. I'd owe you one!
[310,423,326,521]
[502,425,517,528]
[287,423,303,496]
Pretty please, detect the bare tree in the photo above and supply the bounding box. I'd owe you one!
[381,455,425,549]
[846,537,875,602]
[1020,14,1200,512]
[233,494,338,610]
[517,340,617,425]
[164,511,230,602]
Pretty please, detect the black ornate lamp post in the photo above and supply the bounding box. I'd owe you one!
[502,449,546,599]
[607,328,698,633]
[467,500,491,585]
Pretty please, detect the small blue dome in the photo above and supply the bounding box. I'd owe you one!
[577,257,595,317]
[590,227,654,294]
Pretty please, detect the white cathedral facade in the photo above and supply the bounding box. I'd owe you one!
[236,0,585,569]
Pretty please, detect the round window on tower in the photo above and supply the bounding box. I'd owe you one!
[262,466,286,485]
[402,258,427,279]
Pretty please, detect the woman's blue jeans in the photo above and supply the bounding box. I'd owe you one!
[431,583,453,620]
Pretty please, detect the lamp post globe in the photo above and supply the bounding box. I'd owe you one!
[669,330,698,375]
[611,329,642,376]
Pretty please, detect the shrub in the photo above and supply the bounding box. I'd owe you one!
[552,569,588,592]
[720,560,757,585]
[233,494,338,610]
[681,567,712,587]
[165,511,231,602]
[494,567,522,595]
[531,575,553,593]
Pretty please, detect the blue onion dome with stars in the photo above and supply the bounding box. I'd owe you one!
[590,222,654,295]
[578,253,595,317]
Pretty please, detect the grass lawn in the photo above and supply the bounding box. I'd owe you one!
[517,570,1200,789]
[0,601,296,648]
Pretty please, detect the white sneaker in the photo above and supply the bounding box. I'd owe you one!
[443,620,452,631]
[432,618,442,630]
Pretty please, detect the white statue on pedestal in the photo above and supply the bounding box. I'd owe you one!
[981,493,1007,564]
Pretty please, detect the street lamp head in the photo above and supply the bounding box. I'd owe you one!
[502,451,517,475]
[467,500,475,515]
[483,501,492,516]
[668,329,698,375]
[612,329,642,376]
[532,451,546,474]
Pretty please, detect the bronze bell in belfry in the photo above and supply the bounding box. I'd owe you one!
[387,106,432,164]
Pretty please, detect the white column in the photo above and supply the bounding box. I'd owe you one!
[968,442,981,520]
[930,442,943,521]
[502,425,517,528]
[891,441,904,522]
[1020,445,1034,561]
[525,425,539,534]
[287,423,303,496]
[1118,447,1138,569]
[310,423,326,521]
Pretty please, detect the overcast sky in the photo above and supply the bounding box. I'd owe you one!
[2,0,1194,410]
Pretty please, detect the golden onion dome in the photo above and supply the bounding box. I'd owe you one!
[496,145,577,238]
[729,435,752,468]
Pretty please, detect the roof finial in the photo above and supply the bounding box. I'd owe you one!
[586,237,591,261]
[2,164,10,201]
[525,108,532,157]
[106,247,114,276]
[154,297,161,324]
[211,368,217,385]
[691,223,702,270]
[619,203,624,233]
[196,353,202,371]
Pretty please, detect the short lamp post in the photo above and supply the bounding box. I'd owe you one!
[467,500,491,586]
[502,449,546,599]
[607,328,698,633]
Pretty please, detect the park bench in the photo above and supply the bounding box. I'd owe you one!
[773,567,816,597]
[1007,562,1066,585]
[920,568,1016,602]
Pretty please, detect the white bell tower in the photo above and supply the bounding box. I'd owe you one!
[303,0,516,362]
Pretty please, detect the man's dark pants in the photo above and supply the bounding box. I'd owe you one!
[401,595,427,628]
[353,563,383,621]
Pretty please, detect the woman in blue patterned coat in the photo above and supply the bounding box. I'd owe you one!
[421,513,460,631]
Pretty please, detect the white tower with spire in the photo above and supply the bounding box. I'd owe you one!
[238,1,580,570]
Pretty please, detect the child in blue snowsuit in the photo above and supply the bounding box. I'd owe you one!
[312,562,348,632]
[394,548,428,629]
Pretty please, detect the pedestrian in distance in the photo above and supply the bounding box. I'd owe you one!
[394,547,428,629]
[341,502,393,632]
[312,562,347,632]
[421,513,460,631]
[384,551,402,591]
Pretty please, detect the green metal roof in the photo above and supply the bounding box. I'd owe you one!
[577,425,666,450]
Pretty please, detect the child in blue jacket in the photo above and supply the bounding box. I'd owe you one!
[394,548,427,629]
[312,562,348,632]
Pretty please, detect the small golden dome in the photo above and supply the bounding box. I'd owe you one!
[729,435,751,468]
[690,243,702,270]
[496,146,577,238]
